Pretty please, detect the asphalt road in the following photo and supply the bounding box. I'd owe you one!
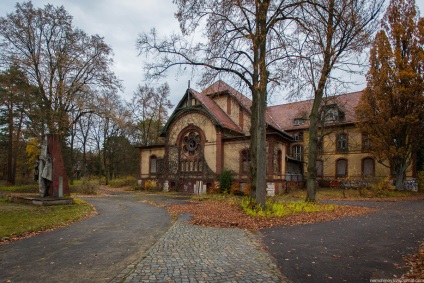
[261,199,424,283]
[0,195,173,283]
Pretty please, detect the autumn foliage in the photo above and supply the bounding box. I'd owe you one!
[356,0,424,190]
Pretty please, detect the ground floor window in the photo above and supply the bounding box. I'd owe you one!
[150,155,157,174]
[362,157,375,177]
[316,160,323,177]
[336,159,348,178]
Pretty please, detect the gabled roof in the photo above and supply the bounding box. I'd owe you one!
[267,91,362,131]
[161,87,243,136]
[162,80,362,138]
[190,88,243,133]
[201,80,291,135]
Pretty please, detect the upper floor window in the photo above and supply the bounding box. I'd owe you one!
[322,105,345,123]
[362,134,372,152]
[293,131,304,141]
[337,133,348,152]
[293,145,303,161]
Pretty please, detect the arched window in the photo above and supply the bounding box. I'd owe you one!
[293,145,303,161]
[336,159,348,178]
[178,128,204,174]
[241,149,250,174]
[149,155,157,174]
[362,158,375,177]
[316,160,323,177]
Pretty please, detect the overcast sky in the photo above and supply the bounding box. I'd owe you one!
[1,0,423,107]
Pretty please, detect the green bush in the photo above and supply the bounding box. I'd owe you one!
[219,168,233,194]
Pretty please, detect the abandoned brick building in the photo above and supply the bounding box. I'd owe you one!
[138,80,414,193]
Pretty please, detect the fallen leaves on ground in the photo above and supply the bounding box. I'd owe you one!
[401,242,424,280]
[166,200,375,230]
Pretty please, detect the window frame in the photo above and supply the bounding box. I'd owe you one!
[292,145,303,161]
[149,155,157,175]
[336,158,348,178]
[336,133,348,153]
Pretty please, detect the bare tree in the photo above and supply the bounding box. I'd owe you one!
[137,0,302,207]
[127,83,173,146]
[290,0,384,201]
[91,90,129,185]
[0,2,121,137]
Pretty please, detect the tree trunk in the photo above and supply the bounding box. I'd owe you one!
[7,106,14,184]
[305,0,335,202]
[394,160,406,191]
[306,106,319,202]
[249,0,269,208]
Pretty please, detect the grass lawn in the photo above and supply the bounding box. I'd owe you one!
[0,197,94,244]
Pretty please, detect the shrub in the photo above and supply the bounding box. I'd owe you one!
[219,168,233,194]
[240,197,336,217]
[144,179,158,190]
[108,176,138,188]
[74,177,99,195]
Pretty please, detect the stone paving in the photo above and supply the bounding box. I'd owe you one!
[111,214,288,283]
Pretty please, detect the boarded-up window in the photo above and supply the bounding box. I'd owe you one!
[277,150,282,173]
[150,155,157,174]
[336,159,347,177]
[241,149,250,173]
[316,160,323,177]
[362,158,374,177]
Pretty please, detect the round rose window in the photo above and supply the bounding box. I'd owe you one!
[182,131,201,156]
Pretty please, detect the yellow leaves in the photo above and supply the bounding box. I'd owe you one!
[25,138,40,170]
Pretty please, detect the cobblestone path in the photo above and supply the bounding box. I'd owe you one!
[111,215,288,283]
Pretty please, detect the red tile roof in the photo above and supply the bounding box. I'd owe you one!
[190,88,243,134]
[193,80,362,135]
[267,91,362,131]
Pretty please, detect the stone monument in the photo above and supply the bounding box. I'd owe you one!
[37,134,70,198]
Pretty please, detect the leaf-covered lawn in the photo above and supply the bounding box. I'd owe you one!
[166,199,375,230]
[402,242,424,280]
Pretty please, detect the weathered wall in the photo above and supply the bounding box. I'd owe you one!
[295,126,413,179]
[140,147,165,178]
[168,111,217,173]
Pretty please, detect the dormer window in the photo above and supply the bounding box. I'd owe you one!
[322,105,345,123]
[294,118,305,126]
